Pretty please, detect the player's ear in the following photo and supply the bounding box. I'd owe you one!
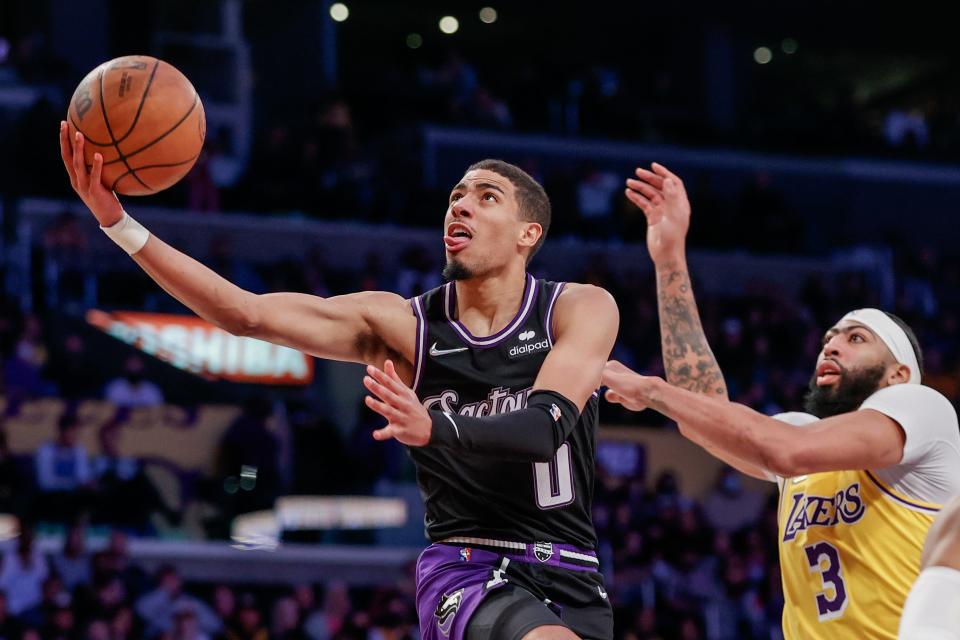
[518,222,542,250]
[887,362,911,386]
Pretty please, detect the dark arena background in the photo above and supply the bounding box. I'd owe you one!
[0,1,958,638]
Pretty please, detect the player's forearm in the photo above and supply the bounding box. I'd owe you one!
[642,377,793,474]
[428,391,579,462]
[132,235,260,335]
[655,258,727,398]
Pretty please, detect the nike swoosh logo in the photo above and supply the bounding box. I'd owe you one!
[429,342,469,357]
[597,586,608,600]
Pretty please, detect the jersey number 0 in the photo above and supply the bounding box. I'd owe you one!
[534,443,575,508]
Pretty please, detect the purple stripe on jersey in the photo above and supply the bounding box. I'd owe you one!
[411,295,427,393]
[864,470,941,514]
[545,282,566,347]
[443,274,538,348]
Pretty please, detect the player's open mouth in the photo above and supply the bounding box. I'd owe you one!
[815,360,842,386]
[444,223,474,252]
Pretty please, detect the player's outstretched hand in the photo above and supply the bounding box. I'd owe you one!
[625,162,691,266]
[59,121,124,227]
[602,360,652,412]
[364,359,432,446]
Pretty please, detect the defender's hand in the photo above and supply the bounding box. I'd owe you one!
[625,162,691,265]
[364,359,432,446]
[602,360,655,412]
[59,121,124,227]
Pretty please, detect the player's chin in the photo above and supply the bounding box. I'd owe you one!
[442,257,475,281]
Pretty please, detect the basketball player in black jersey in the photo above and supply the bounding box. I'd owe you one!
[62,124,619,639]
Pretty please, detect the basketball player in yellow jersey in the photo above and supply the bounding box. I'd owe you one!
[601,162,960,640]
[899,495,960,638]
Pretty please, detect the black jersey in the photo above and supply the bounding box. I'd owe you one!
[409,274,600,548]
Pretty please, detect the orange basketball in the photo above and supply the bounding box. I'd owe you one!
[67,55,206,196]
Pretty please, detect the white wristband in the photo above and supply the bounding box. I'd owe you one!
[101,211,150,255]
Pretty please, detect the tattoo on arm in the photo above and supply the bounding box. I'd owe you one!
[658,268,727,397]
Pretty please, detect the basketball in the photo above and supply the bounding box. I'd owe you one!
[67,55,206,196]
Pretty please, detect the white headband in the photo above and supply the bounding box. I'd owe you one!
[840,308,921,384]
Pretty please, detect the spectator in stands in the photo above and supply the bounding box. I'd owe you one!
[2,314,53,399]
[271,596,306,639]
[0,522,49,616]
[92,418,179,532]
[223,593,268,640]
[45,602,77,640]
[92,530,147,597]
[303,581,351,640]
[19,574,68,630]
[34,412,93,523]
[111,605,139,640]
[394,245,440,298]
[167,602,211,640]
[210,585,236,630]
[104,356,164,409]
[135,565,221,638]
[575,164,620,239]
[216,396,281,518]
[51,523,91,593]
[701,466,765,533]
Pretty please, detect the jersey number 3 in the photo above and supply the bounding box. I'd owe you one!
[533,443,574,509]
[804,541,849,622]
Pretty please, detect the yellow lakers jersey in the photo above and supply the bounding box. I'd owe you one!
[778,468,940,639]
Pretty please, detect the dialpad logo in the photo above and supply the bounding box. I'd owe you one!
[509,334,549,359]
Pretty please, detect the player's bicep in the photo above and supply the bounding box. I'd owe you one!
[250,290,412,365]
[787,409,905,474]
[533,285,619,411]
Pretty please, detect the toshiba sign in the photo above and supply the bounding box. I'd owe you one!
[86,310,314,385]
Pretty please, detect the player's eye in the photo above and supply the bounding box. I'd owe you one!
[450,193,463,203]
[851,333,865,343]
[482,192,497,202]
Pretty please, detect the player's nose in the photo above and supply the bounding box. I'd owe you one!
[822,334,843,357]
[451,200,474,219]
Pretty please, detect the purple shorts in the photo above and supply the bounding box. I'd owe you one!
[415,540,600,640]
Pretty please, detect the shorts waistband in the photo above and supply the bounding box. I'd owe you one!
[438,536,599,572]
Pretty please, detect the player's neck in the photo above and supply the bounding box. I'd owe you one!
[454,265,528,337]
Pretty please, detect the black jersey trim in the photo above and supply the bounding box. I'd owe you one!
[443,274,538,348]
[545,282,567,347]
[412,295,427,394]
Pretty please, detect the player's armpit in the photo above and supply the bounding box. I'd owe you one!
[533,284,619,410]
[248,290,418,371]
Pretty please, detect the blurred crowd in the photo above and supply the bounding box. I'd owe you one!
[2,26,959,223]
[0,522,422,640]
[1,10,959,639]
[0,465,784,640]
[0,234,957,637]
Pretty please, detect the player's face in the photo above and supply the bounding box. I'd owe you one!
[814,320,895,389]
[803,319,895,417]
[442,169,531,280]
